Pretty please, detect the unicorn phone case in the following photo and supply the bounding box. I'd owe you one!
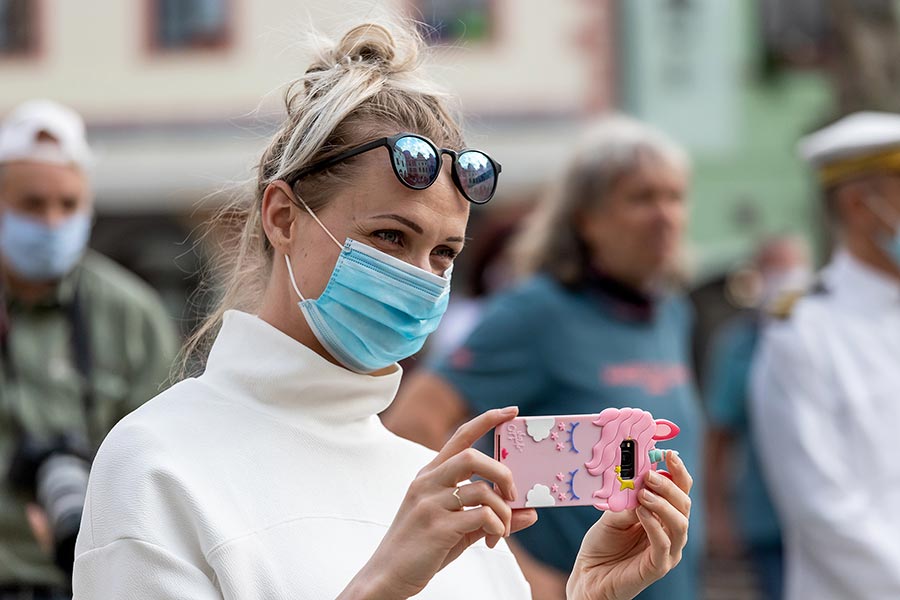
[494,407,680,512]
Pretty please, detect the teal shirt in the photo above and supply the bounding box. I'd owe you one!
[705,315,781,547]
[433,274,705,600]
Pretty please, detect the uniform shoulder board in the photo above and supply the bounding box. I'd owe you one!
[766,280,828,320]
[767,290,805,320]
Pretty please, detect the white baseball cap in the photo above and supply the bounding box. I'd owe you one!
[0,100,92,169]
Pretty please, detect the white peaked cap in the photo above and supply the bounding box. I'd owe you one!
[799,111,900,166]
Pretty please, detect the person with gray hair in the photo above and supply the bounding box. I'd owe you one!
[386,115,704,600]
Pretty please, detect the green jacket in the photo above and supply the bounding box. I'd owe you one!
[0,250,179,587]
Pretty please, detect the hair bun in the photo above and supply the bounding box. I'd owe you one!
[338,24,396,67]
[306,22,418,78]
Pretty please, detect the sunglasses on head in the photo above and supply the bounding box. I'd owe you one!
[290,132,501,204]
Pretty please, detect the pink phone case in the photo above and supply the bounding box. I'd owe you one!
[494,407,680,511]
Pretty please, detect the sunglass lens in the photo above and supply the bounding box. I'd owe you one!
[392,136,439,189]
[456,151,496,203]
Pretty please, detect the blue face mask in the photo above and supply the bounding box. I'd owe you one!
[284,197,452,374]
[0,210,92,281]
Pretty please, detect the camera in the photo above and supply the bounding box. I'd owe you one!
[619,439,636,480]
[7,433,92,575]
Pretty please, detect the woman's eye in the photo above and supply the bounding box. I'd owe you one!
[433,246,459,260]
[373,230,404,246]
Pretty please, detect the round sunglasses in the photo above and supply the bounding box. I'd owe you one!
[290,132,501,204]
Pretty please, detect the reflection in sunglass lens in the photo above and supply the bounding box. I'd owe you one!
[456,151,496,203]
[392,136,439,189]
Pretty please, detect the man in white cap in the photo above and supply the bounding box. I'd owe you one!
[0,100,178,597]
[750,112,900,600]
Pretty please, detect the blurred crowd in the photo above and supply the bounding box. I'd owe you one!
[4,3,900,600]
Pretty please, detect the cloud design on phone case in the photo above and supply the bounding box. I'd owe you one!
[525,484,556,507]
[525,417,555,442]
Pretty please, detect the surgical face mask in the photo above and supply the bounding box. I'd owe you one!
[0,210,92,281]
[284,193,452,373]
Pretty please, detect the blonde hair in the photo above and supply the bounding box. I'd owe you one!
[512,115,690,286]
[180,22,465,377]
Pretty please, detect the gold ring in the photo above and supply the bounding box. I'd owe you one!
[452,486,465,510]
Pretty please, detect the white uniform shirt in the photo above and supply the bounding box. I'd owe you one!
[750,249,900,600]
[72,310,530,598]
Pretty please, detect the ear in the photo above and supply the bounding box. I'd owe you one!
[261,181,298,252]
[652,419,680,441]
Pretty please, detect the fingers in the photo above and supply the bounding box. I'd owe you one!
[636,505,675,575]
[25,503,53,555]
[451,481,513,537]
[665,450,693,496]
[429,406,518,468]
[483,509,538,548]
[456,505,507,540]
[510,508,538,534]
[644,468,692,519]
[433,447,517,501]
[638,487,689,559]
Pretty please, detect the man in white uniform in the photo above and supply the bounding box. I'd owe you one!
[751,112,900,600]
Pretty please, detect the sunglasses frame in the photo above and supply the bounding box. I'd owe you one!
[290,132,501,204]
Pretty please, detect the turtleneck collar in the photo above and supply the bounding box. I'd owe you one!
[580,268,657,322]
[198,310,402,425]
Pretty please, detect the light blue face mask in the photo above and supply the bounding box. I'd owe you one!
[284,196,452,374]
[0,210,92,281]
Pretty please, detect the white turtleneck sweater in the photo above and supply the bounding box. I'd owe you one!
[72,310,530,598]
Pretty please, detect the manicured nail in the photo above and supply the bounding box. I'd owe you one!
[636,506,652,519]
[500,406,518,415]
[647,470,661,486]
[642,489,658,503]
[668,450,681,466]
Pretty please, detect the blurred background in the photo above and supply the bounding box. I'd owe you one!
[2,0,896,597]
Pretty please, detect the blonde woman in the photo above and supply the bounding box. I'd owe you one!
[72,22,692,599]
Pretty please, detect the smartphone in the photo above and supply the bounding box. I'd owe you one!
[494,407,679,512]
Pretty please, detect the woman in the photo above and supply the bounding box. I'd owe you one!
[72,22,692,599]
[385,117,703,599]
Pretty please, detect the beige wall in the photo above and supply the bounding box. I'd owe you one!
[1,0,616,208]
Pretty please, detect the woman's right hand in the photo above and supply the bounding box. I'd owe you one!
[341,406,538,599]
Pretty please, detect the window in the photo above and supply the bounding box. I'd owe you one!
[759,0,831,72]
[416,0,493,44]
[0,0,38,57]
[149,0,230,51]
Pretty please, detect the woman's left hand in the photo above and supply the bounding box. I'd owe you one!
[566,451,692,600]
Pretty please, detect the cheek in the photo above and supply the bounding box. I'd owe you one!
[288,233,342,298]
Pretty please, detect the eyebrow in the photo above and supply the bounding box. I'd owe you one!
[372,213,465,244]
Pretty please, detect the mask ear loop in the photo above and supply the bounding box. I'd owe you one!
[866,195,900,230]
[279,183,345,302]
[284,255,306,302]
[288,185,343,250]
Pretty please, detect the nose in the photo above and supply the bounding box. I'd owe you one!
[44,207,71,229]
[656,194,684,228]
[408,253,434,274]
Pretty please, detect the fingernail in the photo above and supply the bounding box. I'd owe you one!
[500,406,518,415]
[510,483,518,502]
[642,489,658,503]
[668,450,681,466]
[647,470,661,486]
[636,506,651,519]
